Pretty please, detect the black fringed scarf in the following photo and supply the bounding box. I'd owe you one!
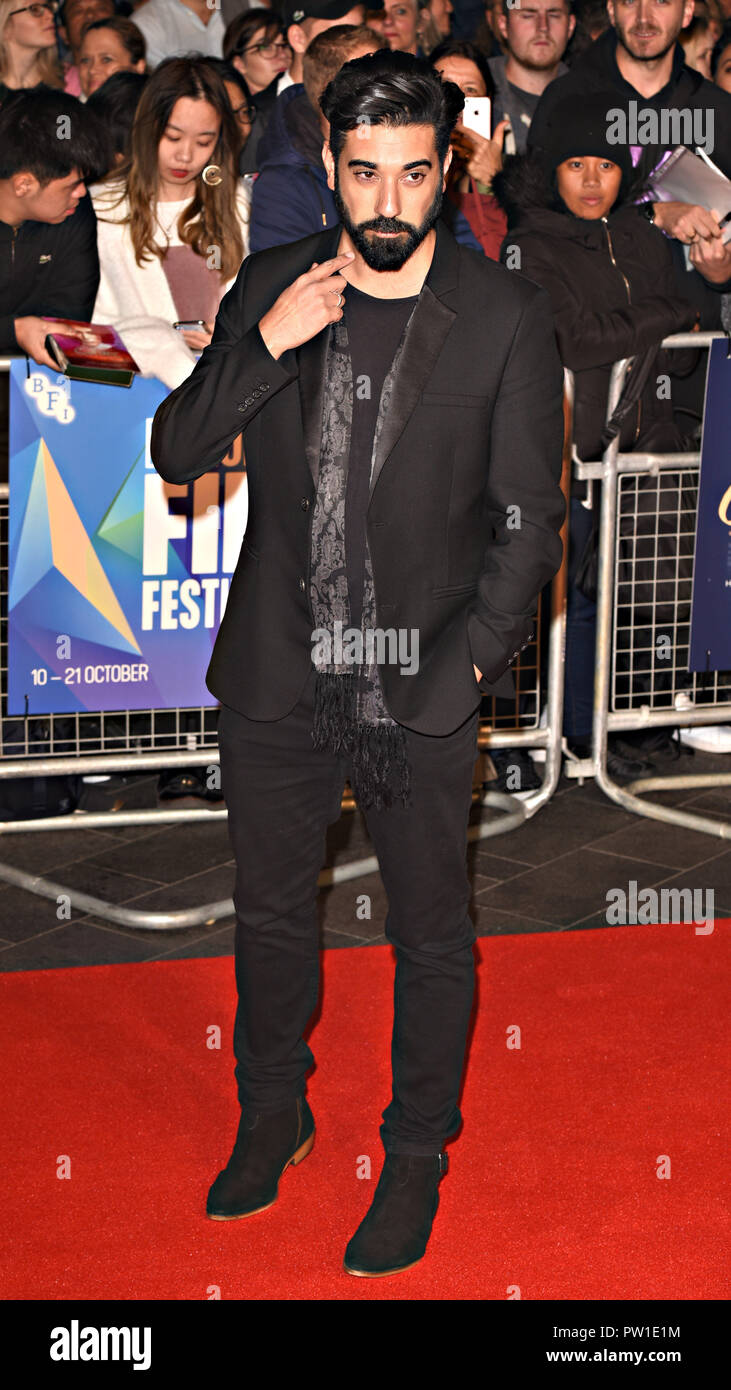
[308,314,415,811]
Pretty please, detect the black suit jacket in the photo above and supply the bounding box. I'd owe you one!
[150,219,566,736]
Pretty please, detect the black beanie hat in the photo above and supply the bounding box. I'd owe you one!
[539,92,635,192]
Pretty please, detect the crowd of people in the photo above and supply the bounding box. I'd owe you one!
[1,0,730,793]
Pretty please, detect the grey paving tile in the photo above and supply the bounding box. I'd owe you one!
[467,788,636,868]
[647,859,731,921]
[468,846,535,880]
[476,848,678,929]
[77,912,234,958]
[320,927,381,949]
[0,919,163,971]
[150,920,236,961]
[588,819,730,872]
[0,826,128,876]
[472,904,561,937]
[81,822,234,884]
[0,885,61,945]
[472,874,502,895]
[0,864,162,943]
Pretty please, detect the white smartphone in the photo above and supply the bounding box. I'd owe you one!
[462,97,492,141]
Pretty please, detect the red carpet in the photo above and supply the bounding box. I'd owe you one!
[1,923,728,1301]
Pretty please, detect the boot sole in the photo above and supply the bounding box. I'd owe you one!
[207,1127,315,1221]
[343,1255,425,1278]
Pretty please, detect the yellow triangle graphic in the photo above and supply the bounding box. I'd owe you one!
[42,440,141,654]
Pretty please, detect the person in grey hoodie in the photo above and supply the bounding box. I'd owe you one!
[488,0,574,153]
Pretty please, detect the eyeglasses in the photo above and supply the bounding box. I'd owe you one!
[9,1,58,15]
[237,39,291,58]
[231,102,256,123]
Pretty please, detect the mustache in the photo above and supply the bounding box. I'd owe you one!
[357,217,416,234]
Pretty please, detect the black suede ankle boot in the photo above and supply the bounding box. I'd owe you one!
[206,1095,315,1220]
[343,1151,448,1277]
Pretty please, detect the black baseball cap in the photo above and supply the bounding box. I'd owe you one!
[282,0,363,26]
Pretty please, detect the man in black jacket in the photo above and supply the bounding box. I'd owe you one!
[528,0,731,314]
[0,87,104,478]
[151,49,565,1277]
[0,88,103,366]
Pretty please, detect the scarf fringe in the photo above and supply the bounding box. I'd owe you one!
[312,670,412,811]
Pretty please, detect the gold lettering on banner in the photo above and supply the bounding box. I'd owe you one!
[718,483,731,528]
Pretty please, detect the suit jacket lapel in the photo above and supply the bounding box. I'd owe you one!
[298,326,331,491]
[294,218,461,494]
[368,284,456,504]
[295,224,342,490]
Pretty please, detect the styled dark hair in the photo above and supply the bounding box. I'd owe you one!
[320,47,464,165]
[428,39,495,101]
[711,19,731,79]
[86,70,147,167]
[223,7,286,62]
[80,15,147,66]
[0,86,107,184]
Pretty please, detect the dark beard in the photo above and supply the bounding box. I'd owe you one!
[332,166,444,271]
[615,19,677,64]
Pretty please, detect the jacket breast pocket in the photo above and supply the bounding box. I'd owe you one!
[420,391,491,409]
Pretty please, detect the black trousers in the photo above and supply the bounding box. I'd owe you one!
[217,666,481,1158]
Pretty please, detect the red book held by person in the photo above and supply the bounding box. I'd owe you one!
[42,318,140,388]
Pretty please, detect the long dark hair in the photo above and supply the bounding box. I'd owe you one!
[99,55,244,279]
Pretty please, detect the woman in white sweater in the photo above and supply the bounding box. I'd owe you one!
[90,55,251,390]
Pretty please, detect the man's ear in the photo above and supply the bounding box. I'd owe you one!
[497,11,508,42]
[12,172,39,200]
[680,0,695,29]
[567,13,576,40]
[442,146,453,186]
[288,22,307,55]
[605,0,616,27]
[322,140,335,190]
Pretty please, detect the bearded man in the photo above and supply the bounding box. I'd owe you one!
[151,48,565,1278]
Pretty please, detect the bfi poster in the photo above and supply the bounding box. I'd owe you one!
[8,362,247,715]
[689,339,731,672]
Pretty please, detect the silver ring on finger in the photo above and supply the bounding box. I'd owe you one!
[331,289,344,308]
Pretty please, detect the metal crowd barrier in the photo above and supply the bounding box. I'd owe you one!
[571,332,731,838]
[0,358,572,927]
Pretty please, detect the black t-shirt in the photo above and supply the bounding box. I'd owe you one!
[342,282,418,630]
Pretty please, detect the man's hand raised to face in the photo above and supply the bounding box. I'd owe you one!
[259,253,355,361]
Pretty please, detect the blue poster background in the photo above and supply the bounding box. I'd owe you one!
[8,362,246,714]
[689,339,731,672]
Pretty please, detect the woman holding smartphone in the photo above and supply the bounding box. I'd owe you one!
[430,40,509,260]
[90,54,251,390]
